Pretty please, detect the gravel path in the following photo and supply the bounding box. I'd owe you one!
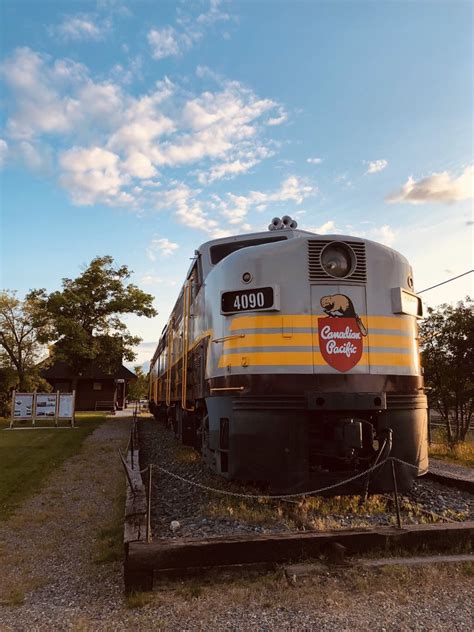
[0,419,130,630]
[0,417,472,631]
[139,419,474,540]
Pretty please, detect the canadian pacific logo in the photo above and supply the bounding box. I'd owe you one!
[319,294,368,372]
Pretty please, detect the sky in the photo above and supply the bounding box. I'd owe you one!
[0,0,473,368]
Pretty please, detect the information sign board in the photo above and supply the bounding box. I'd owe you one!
[13,394,34,419]
[36,394,58,418]
[58,393,74,419]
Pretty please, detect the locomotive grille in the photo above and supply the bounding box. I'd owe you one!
[308,240,367,283]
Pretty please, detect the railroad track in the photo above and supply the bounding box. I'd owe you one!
[426,459,474,494]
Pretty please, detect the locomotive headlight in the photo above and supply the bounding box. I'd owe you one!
[320,242,354,278]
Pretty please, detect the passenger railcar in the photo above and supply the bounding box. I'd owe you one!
[149,218,428,493]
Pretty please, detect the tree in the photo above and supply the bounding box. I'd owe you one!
[420,297,473,446]
[127,365,149,402]
[29,256,157,379]
[0,366,17,417]
[0,290,51,391]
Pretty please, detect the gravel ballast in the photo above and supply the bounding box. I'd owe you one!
[138,419,474,540]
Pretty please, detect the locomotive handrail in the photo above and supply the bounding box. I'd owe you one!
[212,334,246,343]
[181,279,195,412]
[165,320,173,407]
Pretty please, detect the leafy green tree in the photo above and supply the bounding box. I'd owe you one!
[127,365,149,402]
[420,297,473,445]
[0,366,17,417]
[0,290,51,391]
[29,256,157,381]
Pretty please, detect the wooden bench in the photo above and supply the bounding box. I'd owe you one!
[95,400,115,411]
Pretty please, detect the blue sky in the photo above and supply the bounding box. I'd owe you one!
[1,0,472,366]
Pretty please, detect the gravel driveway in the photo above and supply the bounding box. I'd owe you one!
[0,417,472,631]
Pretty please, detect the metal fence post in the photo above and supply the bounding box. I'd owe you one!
[130,427,134,470]
[391,459,402,528]
[146,464,152,543]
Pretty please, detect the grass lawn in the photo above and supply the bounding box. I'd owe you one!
[0,412,106,520]
[429,428,474,468]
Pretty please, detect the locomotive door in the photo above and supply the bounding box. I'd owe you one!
[310,285,370,374]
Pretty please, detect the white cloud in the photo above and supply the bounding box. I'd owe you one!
[55,14,108,41]
[386,165,474,204]
[59,146,129,205]
[216,176,315,224]
[196,0,230,26]
[17,140,52,171]
[122,152,157,179]
[369,224,396,246]
[0,48,83,139]
[267,108,287,126]
[154,184,220,233]
[110,56,143,85]
[148,1,232,60]
[0,48,126,141]
[109,116,175,154]
[314,220,336,234]
[195,65,222,81]
[148,27,181,60]
[347,223,397,246]
[1,47,286,210]
[366,159,388,174]
[307,157,322,165]
[76,81,124,123]
[146,238,179,261]
[0,139,8,168]
[197,147,272,184]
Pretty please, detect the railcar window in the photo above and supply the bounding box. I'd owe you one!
[210,236,287,265]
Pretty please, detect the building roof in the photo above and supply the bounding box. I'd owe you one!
[41,360,136,381]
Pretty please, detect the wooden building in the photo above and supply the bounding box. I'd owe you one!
[41,360,136,411]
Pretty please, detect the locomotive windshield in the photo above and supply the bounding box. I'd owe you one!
[210,235,288,264]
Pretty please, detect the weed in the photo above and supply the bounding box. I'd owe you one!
[125,591,154,609]
[379,564,410,581]
[345,569,371,592]
[1,586,25,606]
[174,444,201,464]
[93,488,125,564]
[460,561,474,576]
[188,584,203,599]
[429,429,474,467]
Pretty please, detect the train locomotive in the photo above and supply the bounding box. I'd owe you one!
[149,217,428,494]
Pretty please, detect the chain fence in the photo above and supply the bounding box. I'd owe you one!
[120,412,468,542]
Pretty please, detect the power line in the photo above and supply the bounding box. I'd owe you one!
[418,270,474,294]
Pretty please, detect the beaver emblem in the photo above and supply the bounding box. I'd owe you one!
[320,294,368,337]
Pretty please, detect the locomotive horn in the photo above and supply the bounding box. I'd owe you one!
[290,219,298,229]
[271,217,282,228]
[268,223,275,231]
[281,215,292,227]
